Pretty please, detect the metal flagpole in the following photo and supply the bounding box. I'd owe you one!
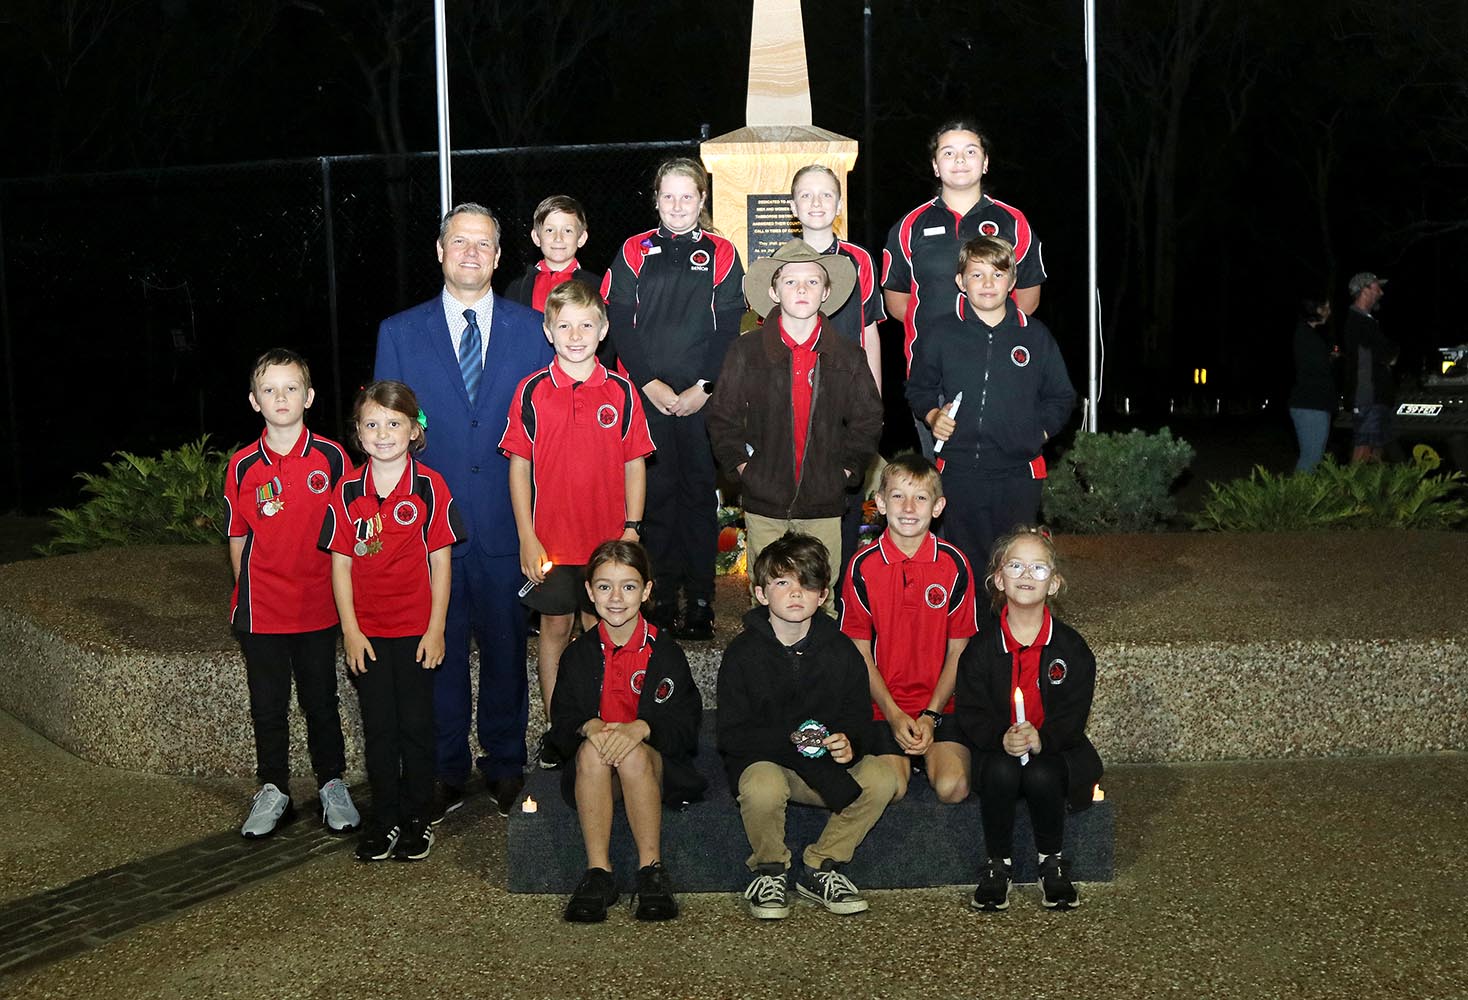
[433,0,453,216]
[1085,0,1100,431]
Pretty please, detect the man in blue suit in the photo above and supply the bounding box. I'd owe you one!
[374,203,553,817]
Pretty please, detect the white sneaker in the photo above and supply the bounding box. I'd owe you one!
[319,778,361,832]
[241,783,294,839]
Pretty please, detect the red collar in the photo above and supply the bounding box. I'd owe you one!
[877,530,937,565]
[548,357,609,388]
[998,605,1053,652]
[255,427,311,465]
[777,315,822,351]
[598,615,654,652]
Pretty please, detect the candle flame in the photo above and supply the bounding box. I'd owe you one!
[521,795,538,813]
[1093,784,1105,802]
[540,559,554,573]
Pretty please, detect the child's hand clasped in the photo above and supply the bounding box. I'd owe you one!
[590,719,651,766]
[1003,722,1041,757]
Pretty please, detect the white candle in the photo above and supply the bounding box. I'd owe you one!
[1093,784,1105,802]
[1013,687,1030,766]
[521,795,538,814]
[931,391,964,453]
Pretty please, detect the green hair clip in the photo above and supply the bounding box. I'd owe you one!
[416,410,428,430]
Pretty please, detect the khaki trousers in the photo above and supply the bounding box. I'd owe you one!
[736,756,900,871]
[743,512,844,618]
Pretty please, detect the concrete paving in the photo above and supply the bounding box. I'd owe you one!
[1,705,1462,999]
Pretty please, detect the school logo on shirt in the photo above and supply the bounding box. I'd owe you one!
[630,668,646,695]
[1011,346,1030,368]
[306,470,330,494]
[654,678,675,704]
[1048,658,1068,685]
[808,368,816,387]
[924,583,948,609]
[392,500,419,526]
[689,248,711,271]
[597,403,619,428]
[979,220,1000,237]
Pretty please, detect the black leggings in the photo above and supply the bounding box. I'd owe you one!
[976,750,1069,858]
[351,636,436,828]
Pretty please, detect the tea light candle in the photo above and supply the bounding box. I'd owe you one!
[521,795,538,814]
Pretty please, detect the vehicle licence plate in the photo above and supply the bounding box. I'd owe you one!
[1396,403,1443,416]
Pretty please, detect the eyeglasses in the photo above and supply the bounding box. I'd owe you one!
[1000,559,1052,581]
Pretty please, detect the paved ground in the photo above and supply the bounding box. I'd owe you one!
[1,704,1463,999]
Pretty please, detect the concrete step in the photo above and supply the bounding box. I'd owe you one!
[506,711,1114,893]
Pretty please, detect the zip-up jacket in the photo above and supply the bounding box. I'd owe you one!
[955,611,1103,813]
[544,620,707,805]
[717,609,872,811]
[601,226,745,393]
[706,318,882,520]
[906,297,1075,476]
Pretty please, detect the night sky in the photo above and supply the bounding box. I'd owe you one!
[3,0,1467,505]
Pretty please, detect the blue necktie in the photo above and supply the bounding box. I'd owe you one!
[460,308,483,404]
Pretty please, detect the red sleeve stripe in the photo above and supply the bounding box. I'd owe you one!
[840,241,877,307]
[989,197,1033,263]
[709,233,738,286]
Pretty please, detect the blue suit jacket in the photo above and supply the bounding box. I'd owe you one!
[375,293,552,559]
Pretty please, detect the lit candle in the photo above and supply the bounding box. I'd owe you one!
[521,795,538,814]
[1092,784,1105,802]
[517,560,557,598]
[1013,687,1030,766]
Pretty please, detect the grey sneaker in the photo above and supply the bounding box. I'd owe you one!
[319,778,361,833]
[795,860,869,915]
[743,864,792,920]
[241,783,294,839]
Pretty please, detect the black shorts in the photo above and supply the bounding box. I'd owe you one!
[521,563,594,616]
[866,714,966,764]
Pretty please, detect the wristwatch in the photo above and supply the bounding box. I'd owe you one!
[697,378,714,393]
[919,709,944,727]
[624,520,643,533]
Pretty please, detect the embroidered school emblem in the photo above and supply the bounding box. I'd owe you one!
[924,583,948,609]
[630,668,646,695]
[979,220,1000,237]
[1048,659,1068,684]
[654,678,675,704]
[392,500,418,526]
[689,248,711,269]
[597,403,618,428]
[306,469,329,494]
[1011,346,1030,367]
[808,368,816,387]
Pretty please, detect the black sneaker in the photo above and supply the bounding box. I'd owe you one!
[354,824,400,862]
[632,861,679,921]
[430,781,464,826]
[564,867,619,923]
[743,864,791,920]
[393,817,434,861]
[1039,854,1079,910]
[795,859,869,915]
[970,858,1012,912]
[644,599,678,632]
[672,599,714,641]
[488,774,525,817]
[536,732,564,771]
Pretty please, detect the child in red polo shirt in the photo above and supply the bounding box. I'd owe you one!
[542,540,705,923]
[707,238,882,618]
[840,455,978,804]
[321,380,465,863]
[956,526,1102,912]
[503,195,602,314]
[501,280,654,764]
[225,348,359,840]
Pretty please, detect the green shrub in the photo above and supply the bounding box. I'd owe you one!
[1194,455,1468,531]
[1042,428,1194,533]
[41,436,235,555]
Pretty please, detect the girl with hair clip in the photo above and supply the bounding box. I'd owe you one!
[601,157,745,640]
[320,380,465,864]
[955,526,1102,912]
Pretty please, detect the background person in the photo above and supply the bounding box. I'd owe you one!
[1288,297,1337,473]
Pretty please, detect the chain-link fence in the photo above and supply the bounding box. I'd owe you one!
[0,139,699,511]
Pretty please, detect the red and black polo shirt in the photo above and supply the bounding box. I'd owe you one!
[840,530,978,720]
[598,615,657,724]
[821,239,886,348]
[225,427,348,634]
[531,259,583,312]
[779,317,821,481]
[319,457,465,638]
[499,358,655,565]
[881,194,1046,373]
[999,604,1052,730]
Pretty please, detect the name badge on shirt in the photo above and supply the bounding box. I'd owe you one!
[643,245,662,256]
[922,226,946,236]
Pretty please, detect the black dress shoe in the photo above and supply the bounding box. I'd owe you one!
[488,774,525,817]
[644,599,678,632]
[672,599,714,641]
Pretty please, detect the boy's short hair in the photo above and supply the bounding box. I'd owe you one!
[751,532,831,592]
[790,163,841,199]
[533,195,588,230]
[351,380,427,455]
[250,348,311,392]
[956,235,1016,278]
[878,454,944,498]
[543,280,606,326]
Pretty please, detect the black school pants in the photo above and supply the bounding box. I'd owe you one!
[351,636,436,828]
[937,465,1044,571]
[235,627,346,793]
[976,750,1069,858]
[642,405,717,607]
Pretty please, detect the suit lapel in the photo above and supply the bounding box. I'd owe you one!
[426,298,474,412]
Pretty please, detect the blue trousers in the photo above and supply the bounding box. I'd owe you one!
[436,551,528,784]
[1290,407,1330,473]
